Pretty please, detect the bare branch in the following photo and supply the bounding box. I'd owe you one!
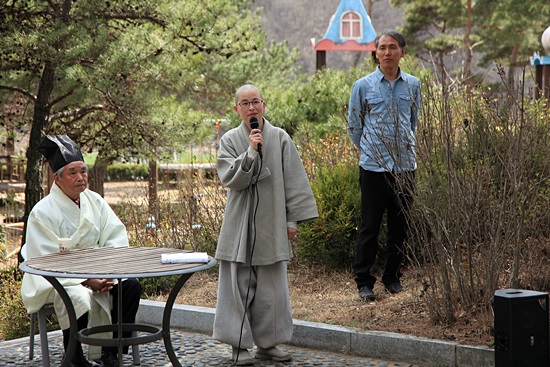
[0,85,37,103]
[48,104,114,124]
[47,85,77,109]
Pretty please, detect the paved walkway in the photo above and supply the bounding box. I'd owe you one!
[0,329,418,367]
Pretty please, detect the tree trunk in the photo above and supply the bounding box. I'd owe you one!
[147,159,159,240]
[507,44,520,87]
[20,61,56,262]
[89,156,109,197]
[148,160,158,210]
[6,132,14,156]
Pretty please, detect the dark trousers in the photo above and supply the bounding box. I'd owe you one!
[62,311,89,364]
[62,278,142,363]
[354,168,414,290]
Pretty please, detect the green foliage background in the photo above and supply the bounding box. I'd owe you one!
[294,161,360,270]
[0,267,29,340]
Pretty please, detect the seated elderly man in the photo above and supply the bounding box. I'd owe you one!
[20,135,141,367]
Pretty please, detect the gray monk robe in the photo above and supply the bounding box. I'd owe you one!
[213,119,318,349]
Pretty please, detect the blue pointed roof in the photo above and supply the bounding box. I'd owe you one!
[312,0,376,52]
[323,0,376,45]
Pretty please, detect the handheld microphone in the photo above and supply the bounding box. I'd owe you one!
[249,117,262,159]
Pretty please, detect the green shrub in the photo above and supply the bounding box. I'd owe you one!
[295,161,361,270]
[106,164,149,181]
[0,267,32,340]
[139,276,179,298]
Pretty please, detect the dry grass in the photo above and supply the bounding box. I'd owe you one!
[107,180,494,348]
[100,185,492,348]
[149,266,494,348]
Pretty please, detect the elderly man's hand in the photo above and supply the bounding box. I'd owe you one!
[83,278,114,293]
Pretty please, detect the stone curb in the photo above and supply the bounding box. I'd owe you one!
[137,300,495,367]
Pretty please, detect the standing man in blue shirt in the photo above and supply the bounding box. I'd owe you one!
[347,30,422,302]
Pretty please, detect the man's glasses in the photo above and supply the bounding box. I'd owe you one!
[238,99,263,108]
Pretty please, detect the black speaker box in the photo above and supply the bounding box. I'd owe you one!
[494,289,549,367]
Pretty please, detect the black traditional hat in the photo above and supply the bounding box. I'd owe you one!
[37,135,84,172]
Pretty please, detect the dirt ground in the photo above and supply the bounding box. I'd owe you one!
[103,180,150,205]
[148,266,494,349]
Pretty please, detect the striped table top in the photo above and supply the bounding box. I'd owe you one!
[21,246,215,279]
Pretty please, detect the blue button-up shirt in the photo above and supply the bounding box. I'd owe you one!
[347,67,422,173]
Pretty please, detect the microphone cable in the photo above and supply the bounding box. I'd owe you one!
[233,155,262,366]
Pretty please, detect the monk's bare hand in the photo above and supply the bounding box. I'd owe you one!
[288,227,297,240]
[249,129,263,152]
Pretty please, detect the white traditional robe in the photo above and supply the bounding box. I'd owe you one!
[213,119,318,348]
[20,182,128,357]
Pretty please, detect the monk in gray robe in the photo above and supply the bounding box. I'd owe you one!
[213,84,318,365]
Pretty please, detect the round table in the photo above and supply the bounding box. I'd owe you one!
[20,246,217,367]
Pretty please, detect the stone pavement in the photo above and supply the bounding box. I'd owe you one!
[0,329,417,367]
[0,300,494,367]
[136,301,494,367]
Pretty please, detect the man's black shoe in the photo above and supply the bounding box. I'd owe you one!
[70,360,96,367]
[385,282,404,294]
[358,286,376,301]
[96,352,119,367]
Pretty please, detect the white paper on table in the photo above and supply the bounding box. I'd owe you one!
[161,252,209,264]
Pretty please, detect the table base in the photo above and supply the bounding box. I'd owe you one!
[79,323,162,347]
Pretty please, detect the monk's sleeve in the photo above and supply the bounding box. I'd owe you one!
[217,134,261,191]
[282,135,318,224]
